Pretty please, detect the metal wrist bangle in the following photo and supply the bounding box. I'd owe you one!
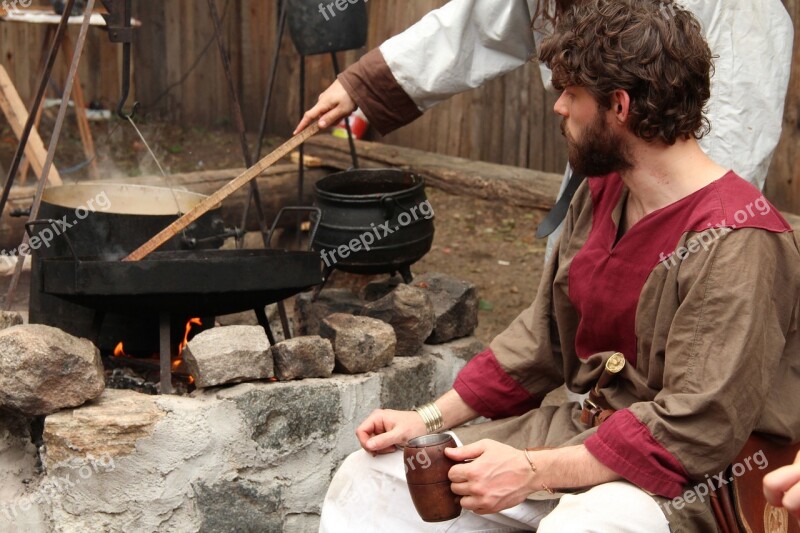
[415,402,443,433]
[524,447,555,495]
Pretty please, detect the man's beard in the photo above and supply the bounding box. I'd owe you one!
[561,113,633,176]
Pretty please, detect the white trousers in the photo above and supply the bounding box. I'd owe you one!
[319,449,670,533]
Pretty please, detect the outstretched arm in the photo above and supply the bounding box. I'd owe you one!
[295,0,540,136]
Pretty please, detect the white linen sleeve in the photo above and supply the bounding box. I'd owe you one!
[378,0,541,112]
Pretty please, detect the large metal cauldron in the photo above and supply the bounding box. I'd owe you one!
[313,169,435,281]
[29,183,226,353]
[36,183,226,257]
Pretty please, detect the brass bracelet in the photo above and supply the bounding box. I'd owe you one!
[523,448,538,473]
[414,402,444,433]
[524,448,555,494]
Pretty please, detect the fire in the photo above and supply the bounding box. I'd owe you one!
[178,318,203,356]
[175,318,202,387]
[111,318,202,388]
[113,342,126,357]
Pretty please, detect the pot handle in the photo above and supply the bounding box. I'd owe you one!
[25,219,80,264]
[380,197,395,220]
[266,207,322,251]
[380,196,417,221]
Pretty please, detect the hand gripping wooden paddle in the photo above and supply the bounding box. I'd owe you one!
[123,122,320,262]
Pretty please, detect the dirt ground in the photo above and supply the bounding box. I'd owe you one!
[0,116,549,344]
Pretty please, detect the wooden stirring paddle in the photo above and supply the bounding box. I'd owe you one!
[123,122,320,262]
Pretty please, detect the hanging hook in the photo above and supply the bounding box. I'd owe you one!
[115,36,136,119]
[100,0,137,119]
[117,95,139,120]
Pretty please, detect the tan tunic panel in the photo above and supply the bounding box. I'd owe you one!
[454,181,800,532]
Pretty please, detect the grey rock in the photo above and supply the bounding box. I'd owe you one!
[195,480,283,533]
[319,313,396,374]
[184,326,273,388]
[359,275,404,302]
[412,273,479,343]
[360,285,435,356]
[219,380,343,455]
[422,337,486,398]
[380,356,437,411]
[294,289,364,336]
[422,336,485,363]
[0,311,23,331]
[0,324,104,416]
[271,336,335,381]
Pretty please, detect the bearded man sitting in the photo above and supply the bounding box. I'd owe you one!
[319,1,800,531]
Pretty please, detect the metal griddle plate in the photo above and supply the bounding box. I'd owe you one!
[39,249,323,316]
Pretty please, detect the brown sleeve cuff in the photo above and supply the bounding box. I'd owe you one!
[338,48,422,136]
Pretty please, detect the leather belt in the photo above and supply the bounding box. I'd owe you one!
[580,352,626,427]
[581,396,616,427]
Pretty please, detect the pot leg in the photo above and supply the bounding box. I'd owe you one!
[311,267,336,302]
[399,265,413,284]
[254,306,277,346]
[159,312,173,395]
[277,301,292,340]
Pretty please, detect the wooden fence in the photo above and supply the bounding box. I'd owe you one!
[1,0,798,211]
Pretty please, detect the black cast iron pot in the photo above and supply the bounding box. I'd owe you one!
[313,168,435,281]
[287,0,368,56]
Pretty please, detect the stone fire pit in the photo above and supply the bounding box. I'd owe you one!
[0,273,483,532]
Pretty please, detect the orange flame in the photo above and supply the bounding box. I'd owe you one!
[114,319,202,388]
[178,318,203,356]
[113,342,126,357]
[174,318,202,387]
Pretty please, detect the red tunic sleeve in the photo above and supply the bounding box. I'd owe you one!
[584,410,689,498]
[453,348,543,419]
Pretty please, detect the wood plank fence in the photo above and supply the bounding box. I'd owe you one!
[1,0,798,211]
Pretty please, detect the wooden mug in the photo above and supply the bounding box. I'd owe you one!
[404,433,462,522]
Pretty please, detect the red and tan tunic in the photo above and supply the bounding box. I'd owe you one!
[450,172,800,531]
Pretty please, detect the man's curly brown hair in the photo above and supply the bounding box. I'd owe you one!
[539,0,713,145]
